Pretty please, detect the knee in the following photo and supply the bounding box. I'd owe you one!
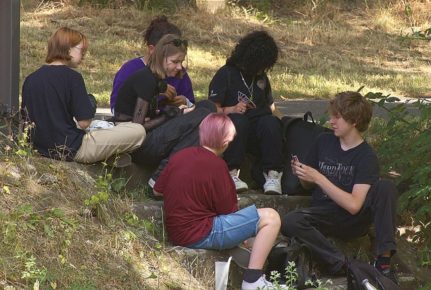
[256,115,282,135]
[281,211,305,237]
[195,100,217,112]
[229,114,250,132]
[258,208,281,229]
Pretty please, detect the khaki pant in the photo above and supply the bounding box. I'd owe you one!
[74,122,145,163]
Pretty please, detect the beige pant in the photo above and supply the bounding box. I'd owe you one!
[74,122,145,164]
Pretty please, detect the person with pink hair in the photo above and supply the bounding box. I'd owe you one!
[154,113,283,290]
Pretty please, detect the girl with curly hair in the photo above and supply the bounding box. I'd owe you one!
[208,30,283,194]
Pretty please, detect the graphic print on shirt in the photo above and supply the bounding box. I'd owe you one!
[319,157,355,187]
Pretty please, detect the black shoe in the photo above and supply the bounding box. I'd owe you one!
[373,261,399,285]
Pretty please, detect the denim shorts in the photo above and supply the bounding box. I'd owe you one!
[188,205,260,250]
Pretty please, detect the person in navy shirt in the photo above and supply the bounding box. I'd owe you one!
[282,92,398,283]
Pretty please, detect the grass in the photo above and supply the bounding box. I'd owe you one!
[19,0,431,108]
[0,141,203,288]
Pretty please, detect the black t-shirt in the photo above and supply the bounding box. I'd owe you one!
[208,65,273,119]
[114,67,159,119]
[21,65,94,160]
[306,132,379,206]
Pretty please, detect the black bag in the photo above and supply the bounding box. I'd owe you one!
[281,112,332,195]
[347,258,401,290]
[265,238,317,289]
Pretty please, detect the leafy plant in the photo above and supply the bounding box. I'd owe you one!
[269,261,331,290]
[365,91,431,267]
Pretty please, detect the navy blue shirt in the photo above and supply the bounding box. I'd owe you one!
[208,65,273,119]
[306,132,379,206]
[22,65,94,160]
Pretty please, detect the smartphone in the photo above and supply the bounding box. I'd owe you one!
[291,154,299,163]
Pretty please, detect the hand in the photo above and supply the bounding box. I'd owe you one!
[161,84,177,100]
[165,95,187,106]
[235,102,248,114]
[293,162,321,184]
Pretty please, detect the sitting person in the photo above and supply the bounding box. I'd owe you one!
[282,91,398,282]
[208,30,283,194]
[114,33,216,185]
[154,113,282,290]
[110,15,194,113]
[21,27,145,165]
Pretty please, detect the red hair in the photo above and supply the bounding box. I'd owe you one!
[46,27,88,64]
[199,113,236,149]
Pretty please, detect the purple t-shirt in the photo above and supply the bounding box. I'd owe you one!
[110,57,195,112]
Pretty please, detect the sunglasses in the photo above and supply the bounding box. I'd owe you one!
[165,39,188,48]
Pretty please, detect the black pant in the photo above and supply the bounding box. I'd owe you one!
[131,100,216,179]
[224,113,283,172]
[281,180,398,274]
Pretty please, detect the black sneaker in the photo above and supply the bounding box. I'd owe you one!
[373,261,399,285]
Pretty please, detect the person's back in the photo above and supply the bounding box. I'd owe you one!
[22,27,145,165]
[160,146,237,246]
[23,65,92,159]
[155,113,283,290]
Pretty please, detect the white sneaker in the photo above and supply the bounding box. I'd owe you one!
[241,275,287,290]
[230,169,248,193]
[263,170,283,195]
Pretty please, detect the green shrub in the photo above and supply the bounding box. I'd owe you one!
[366,92,431,267]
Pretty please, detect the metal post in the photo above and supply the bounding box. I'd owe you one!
[0,0,20,117]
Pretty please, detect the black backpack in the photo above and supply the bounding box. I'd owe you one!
[347,258,402,290]
[281,112,332,195]
[265,238,317,289]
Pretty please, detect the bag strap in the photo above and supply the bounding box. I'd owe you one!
[303,111,316,124]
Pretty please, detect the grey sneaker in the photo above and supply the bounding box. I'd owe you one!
[230,169,248,193]
[263,170,283,195]
[242,275,287,290]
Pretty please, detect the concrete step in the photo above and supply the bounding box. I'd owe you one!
[131,193,419,289]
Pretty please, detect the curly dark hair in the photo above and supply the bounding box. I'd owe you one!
[226,30,278,76]
[143,15,182,46]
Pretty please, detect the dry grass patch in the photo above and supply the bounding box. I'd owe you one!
[0,151,204,289]
[20,1,431,106]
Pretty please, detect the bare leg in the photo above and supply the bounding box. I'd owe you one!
[248,208,280,269]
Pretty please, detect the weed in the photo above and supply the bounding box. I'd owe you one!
[269,260,332,290]
[366,91,431,267]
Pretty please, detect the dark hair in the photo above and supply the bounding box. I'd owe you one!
[227,30,278,76]
[329,91,373,132]
[46,27,88,64]
[143,15,182,46]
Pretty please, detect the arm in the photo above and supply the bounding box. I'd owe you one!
[292,161,370,214]
[178,71,195,103]
[132,98,168,131]
[214,102,247,115]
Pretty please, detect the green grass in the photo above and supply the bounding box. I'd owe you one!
[20,2,431,107]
